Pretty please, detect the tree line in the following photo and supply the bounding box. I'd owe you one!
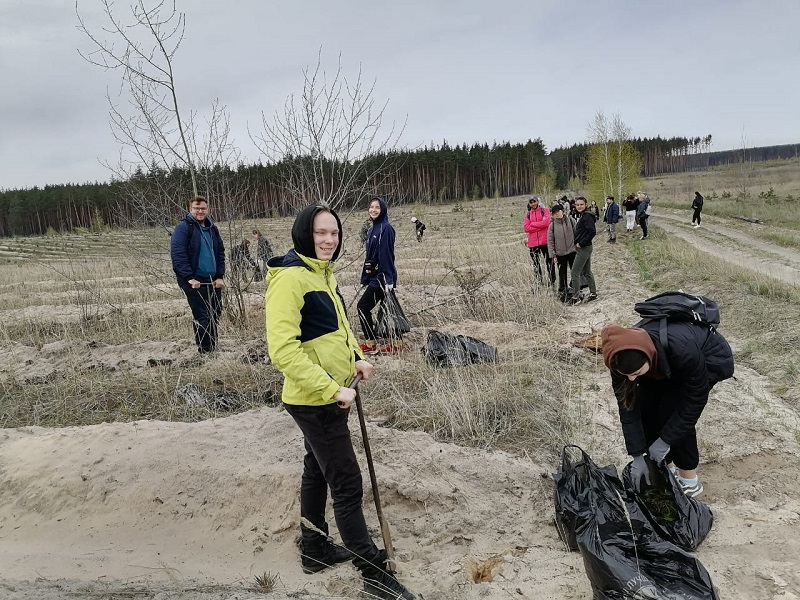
[1,138,797,237]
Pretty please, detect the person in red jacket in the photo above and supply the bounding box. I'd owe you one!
[523,195,554,286]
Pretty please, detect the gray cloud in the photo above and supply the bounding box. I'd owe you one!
[1,0,798,189]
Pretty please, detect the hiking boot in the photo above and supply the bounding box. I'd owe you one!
[301,539,352,574]
[676,475,704,498]
[362,569,416,599]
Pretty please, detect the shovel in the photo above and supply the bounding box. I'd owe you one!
[348,374,397,573]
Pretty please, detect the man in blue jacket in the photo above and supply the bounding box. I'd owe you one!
[170,196,226,353]
[603,196,620,243]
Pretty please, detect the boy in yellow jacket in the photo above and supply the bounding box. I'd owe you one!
[265,204,415,600]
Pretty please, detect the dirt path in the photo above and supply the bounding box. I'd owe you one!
[653,209,800,286]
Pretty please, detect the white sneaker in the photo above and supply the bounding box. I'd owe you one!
[694,224,701,228]
[676,475,704,498]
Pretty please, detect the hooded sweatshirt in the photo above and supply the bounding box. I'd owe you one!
[361,197,397,287]
[265,205,363,406]
[524,205,551,248]
[547,214,577,258]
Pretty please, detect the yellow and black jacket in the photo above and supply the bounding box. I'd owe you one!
[265,249,364,406]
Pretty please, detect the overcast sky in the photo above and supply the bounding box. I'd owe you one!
[1,0,798,190]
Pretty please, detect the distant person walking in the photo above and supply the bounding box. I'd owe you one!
[566,196,598,304]
[691,191,704,228]
[411,216,426,242]
[636,192,651,240]
[547,203,577,303]
[603,196,620,243]
[622,194,639,232]
[523,195,555,287]
[170,196,226,354]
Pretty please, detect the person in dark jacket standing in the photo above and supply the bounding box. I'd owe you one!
[691,191,704,228]
[358,197,398,353]
[547,204,577,302]
[170,196,226,353]
[622,194,639,232]
[603,196,620,243]
[636,192,651,240]
[567,197,598,304]
[601,320,734,497]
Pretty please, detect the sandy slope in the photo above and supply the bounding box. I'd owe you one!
[3,222,800,599]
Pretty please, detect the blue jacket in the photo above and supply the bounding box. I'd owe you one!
[636,197,651,218]
[603,202,620,224]
[170,214,226,282]
[361,197,397,287]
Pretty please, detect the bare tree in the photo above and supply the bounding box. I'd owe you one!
[77,0,198,200]
[253,50,405,217]
[77,0,256,327]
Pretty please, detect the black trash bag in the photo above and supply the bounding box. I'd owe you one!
[553,446,719,600]
[456,334,498,364]
[423,330,468,367]
[622,458,714,552]
[422,330,498,367]
[375,289,411,339]
[554,445,620,552]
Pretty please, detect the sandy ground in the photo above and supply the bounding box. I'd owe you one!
[2,216,800,599]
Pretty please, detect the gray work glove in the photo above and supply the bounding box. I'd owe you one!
[629,455,651,493]
[647,437,671,466]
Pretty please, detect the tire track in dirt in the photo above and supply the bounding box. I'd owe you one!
[652,211,800,286]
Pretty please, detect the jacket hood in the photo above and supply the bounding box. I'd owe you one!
[291,204,343,261]
[369,196,390,227]
[601,324,657,372]
[265,249,330,284]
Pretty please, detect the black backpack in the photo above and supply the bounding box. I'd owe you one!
[634,291,734,383]
[634,291,719,348]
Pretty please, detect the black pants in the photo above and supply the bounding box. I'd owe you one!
[639,215,649,238]
[529,245,555,285]
[692,208,702,225]
[357,285,385,341]
[638,385,700,471]
[177,277,222,352]
[555,252,576,297]
[283,402,380,570]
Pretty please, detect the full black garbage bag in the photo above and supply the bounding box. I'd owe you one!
[553,446,718,600]
[375,289,412,339]
[622,459,714,552]
[422,330,498,367]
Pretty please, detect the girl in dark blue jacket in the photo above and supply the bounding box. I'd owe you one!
[357,197,398,353]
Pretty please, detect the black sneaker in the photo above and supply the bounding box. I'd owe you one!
[362,570,416,599]
[301,540,352,574]
[565,296,581,305]
[585,293,598,303]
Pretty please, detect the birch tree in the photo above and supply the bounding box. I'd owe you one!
[585,111,642,202]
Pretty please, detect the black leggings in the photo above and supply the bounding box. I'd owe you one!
[529,245,555,285]
[692,208,702,225]
[639,215,649,238]
[357,285,385,341]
